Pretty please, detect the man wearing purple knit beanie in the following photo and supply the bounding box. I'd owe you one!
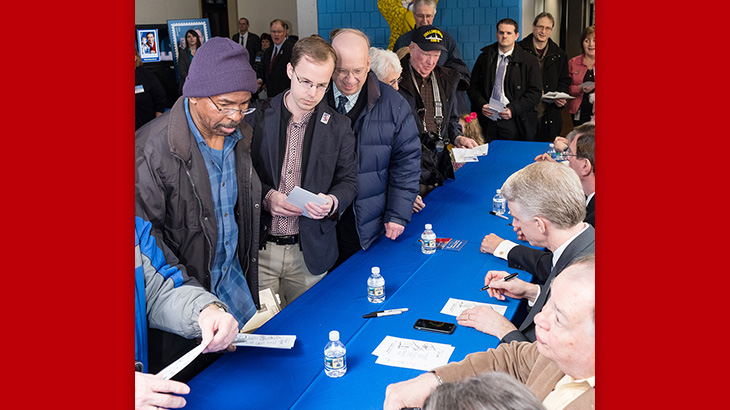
[136,37,263,377]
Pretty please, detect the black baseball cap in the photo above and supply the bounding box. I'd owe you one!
[412,25,447,52]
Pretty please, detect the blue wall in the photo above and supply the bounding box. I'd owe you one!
[317,0,522,71]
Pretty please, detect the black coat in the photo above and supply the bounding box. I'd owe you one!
[398,55,463,186]
[519,34,570,140]
[258,40,294,99]
[468,42,542,141]
[232,32,262,67]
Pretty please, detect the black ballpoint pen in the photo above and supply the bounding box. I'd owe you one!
[480,272,518,291]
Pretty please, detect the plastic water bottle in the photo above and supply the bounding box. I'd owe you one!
[367,267,385,303]
[493,189,507,215]
[324,330,347,378]
[421,224,436,254]
[546,143,557,160]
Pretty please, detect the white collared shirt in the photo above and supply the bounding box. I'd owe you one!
[332,83,362,114]
[586,192,595,207]
[495,47,514,105]
[239,32,248,47]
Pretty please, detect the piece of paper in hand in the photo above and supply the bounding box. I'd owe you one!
[233,333,296,349]
[440,298,508,317]
[157,338,211,380]
[541,91,575,100]
[285,186,328,218]
[487,98,505,121]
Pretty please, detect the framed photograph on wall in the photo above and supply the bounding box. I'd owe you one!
[167,18,211,83]
[137,28,160,63]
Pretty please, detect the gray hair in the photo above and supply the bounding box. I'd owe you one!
[369,47,402,79]
[565,122,595,143]
[501,161,586,229]
[423,371,546,410]
[414,0,438,10]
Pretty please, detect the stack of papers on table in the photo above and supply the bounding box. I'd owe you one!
[233,333,296,349]
[372,336,454,371]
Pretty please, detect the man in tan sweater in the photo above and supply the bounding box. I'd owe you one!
[383,254,595,410]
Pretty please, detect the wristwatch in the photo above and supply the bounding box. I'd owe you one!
[135,361,143,372]
[201,301,228,313]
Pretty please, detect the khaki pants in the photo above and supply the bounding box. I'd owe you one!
[258,243,326,308]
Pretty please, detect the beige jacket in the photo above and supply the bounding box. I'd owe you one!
[436,341,594,410]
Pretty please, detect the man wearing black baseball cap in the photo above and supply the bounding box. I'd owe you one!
[398,25,477,199]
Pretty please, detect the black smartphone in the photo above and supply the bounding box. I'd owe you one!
[413,319,456,334]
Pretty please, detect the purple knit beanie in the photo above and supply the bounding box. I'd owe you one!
[183,37,258,97]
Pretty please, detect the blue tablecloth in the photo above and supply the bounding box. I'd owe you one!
[183,140,548,410]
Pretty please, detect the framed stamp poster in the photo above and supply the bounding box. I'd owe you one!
[137,28,160,63]
[167,19,211,82]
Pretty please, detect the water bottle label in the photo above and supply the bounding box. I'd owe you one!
[426,239,435,247]
[368,286,384,296]
[325,356,345,369]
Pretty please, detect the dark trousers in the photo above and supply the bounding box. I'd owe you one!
[485,117,521,142]
[331,206,362,271]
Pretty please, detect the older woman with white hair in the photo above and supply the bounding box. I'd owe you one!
[369,47,402,90]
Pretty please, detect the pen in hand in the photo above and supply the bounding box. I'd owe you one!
[480,273,518,291]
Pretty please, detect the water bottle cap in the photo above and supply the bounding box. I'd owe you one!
[371,267,380,274]
[425,224,432,229]
[329,330,339,341]
[549,143,554,147]
[496,189,501,194]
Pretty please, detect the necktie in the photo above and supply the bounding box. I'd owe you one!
[269,47,278,70]
[336,95,348,114]
[491,54,507,101]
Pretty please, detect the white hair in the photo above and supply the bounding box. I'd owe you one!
[368,47,402,80]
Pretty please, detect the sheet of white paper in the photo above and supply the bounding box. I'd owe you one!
[487,98,505,121]
[372,336,455,371]
[157,338,210,380]
[579,81,595,88]
[285,186,328,218]
[440,297,508,317]
[541,91,575,100]
[241,287,282,333]
[452,144,488,164]
[451,148,479,163]
[233,333,296,349]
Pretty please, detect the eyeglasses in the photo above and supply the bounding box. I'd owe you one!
[208,97,256,116]
[535,25,553,31]
[292,67,329,92]
[334,67,368,78]
[387,77,402,87]
[563,147,578,157]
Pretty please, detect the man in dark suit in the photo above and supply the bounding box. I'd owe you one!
[567,131,595,227]
[468,18,542,142]
[458,161,595,344]
[518,12,571,143]
[251,36,358,308]
[232,17,261,67]
[256,19,294,99]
